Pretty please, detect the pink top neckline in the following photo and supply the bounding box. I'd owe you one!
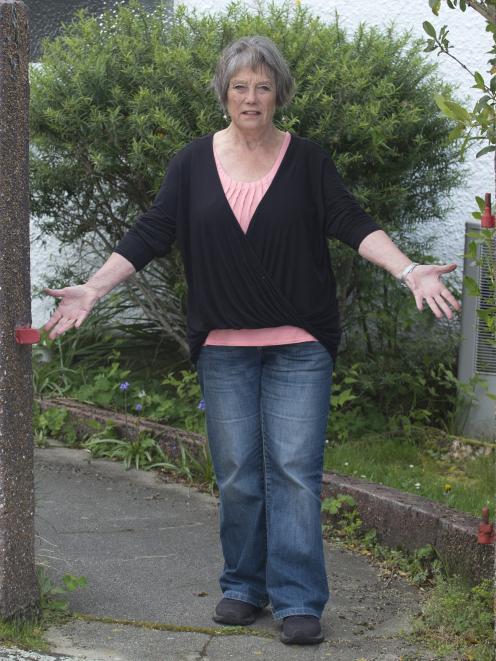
[204,131,318,348]
[213,131,291,184]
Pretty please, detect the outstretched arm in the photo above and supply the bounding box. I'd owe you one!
[43,252,136,339]
[358,230,461,319]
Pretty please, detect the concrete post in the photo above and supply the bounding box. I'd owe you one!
[0,0,39,619]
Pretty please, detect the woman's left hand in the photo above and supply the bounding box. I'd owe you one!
[405,263,461,319]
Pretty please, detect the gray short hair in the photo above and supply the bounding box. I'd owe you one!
[212,36,295,110]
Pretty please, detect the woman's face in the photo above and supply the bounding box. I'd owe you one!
[225,66,277,132]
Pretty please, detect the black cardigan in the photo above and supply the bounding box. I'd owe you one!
[114,133,381,365]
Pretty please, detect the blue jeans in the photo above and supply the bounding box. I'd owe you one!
[196,342,333,620]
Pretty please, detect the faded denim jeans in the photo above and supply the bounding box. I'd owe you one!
[196,342,333,620]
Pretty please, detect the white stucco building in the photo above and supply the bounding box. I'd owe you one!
[31,0,494,326]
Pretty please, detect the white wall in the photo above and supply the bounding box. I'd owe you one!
[30,225,74,326]
[31,0,494,326]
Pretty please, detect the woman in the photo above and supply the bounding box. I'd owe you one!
[44,36,460,646]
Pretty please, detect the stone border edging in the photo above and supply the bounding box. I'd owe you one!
[37,397,494,585]
[321,474,493,585]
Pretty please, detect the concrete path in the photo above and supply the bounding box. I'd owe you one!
[5,446,440,660]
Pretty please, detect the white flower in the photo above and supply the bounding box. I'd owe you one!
[409,464,414,468]
[344,462,349,466]
[415,482,421,489]
[138,390,146,399]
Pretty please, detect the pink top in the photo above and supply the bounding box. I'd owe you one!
[204,132,318,347]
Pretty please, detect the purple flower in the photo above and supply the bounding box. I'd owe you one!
[135,403,143,413]
[119,381,129,391]
[197,399,206,411]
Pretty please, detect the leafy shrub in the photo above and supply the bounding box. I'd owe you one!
[34,405,78,446]
[73,352,131,408]
[36,567,88,614]
[326,350,468,442]
[147,370,205,432]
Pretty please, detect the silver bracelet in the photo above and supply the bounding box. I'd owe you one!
[398,262,419,288]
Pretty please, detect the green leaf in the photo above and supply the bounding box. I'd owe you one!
[446,102,471,123]
[473,95,492,115]
[63,574,88,591]
[475,196,486,212]
[434,94,451,115]
[464,275,480,296]
[423,21,437,39]
[479,228,496,240]
[435,95,471,123]
[465,241,477,259]
[423,42,438,53]
[473,71,485,89]
[476,145,496,158]
[48,599,69,612]
[448,125,465,141]
[438,25,450,46]
[429,0,441,15]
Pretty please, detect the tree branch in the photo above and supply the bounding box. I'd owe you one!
[465,0,496,25]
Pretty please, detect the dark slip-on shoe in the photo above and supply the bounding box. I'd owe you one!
[280,615,324,645]
[213,597,262,625]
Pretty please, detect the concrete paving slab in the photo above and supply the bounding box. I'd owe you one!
[33,446,437,660]
[46,620,211,661]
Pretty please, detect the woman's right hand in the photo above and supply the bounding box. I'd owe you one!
[43,284,100,339]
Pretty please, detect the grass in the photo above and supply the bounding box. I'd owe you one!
[0,617,50,653]
[0,568,88,652]
[410,575,495,661]
[324,433,494,518]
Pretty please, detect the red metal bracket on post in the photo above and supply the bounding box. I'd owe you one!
[478,506,495,544]
[15,327,40,344]
[481,193,495,228]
